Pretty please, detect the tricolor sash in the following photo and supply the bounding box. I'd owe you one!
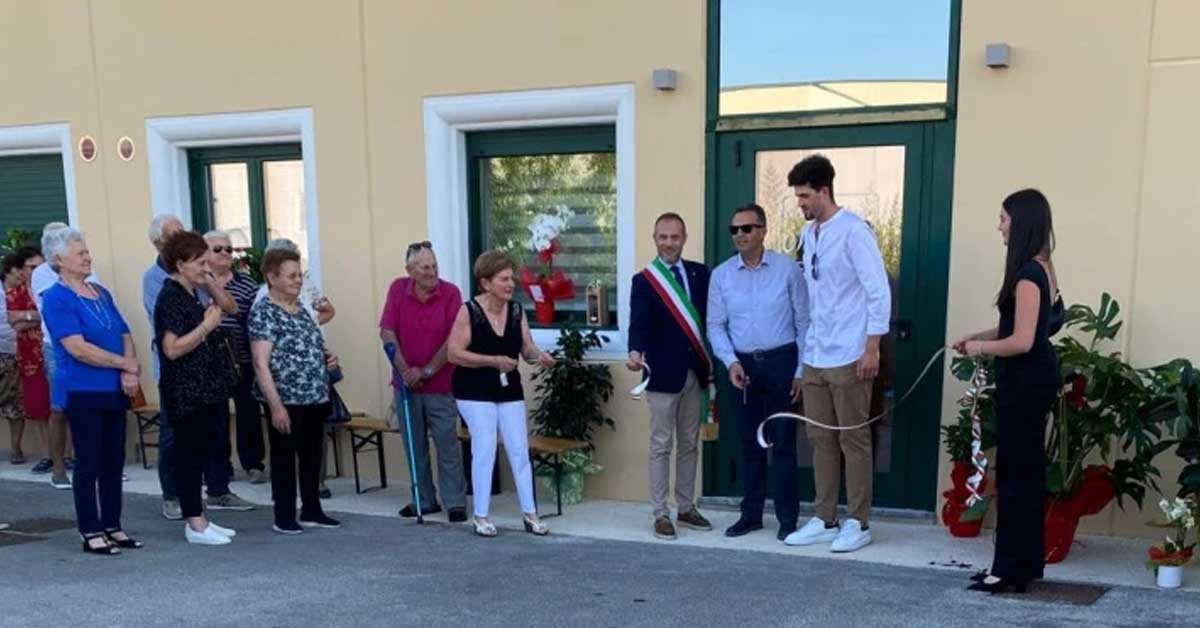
[637,259,719,437]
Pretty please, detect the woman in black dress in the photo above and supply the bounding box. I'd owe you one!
[953,188,1063,593]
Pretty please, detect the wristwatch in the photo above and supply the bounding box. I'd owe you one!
[421,366,434,380]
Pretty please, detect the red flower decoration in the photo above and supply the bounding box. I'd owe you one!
[1066,374,1088,410]
[536,239,560,265]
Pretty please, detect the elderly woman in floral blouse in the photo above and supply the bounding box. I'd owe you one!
[249,247,341,535]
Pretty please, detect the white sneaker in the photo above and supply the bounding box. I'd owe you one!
[830,518,872,553]
[784,517,840,546]
[184,523,231,545]
[207,521,237,537]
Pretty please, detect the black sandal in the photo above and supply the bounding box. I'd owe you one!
[104,529,144,549]
[81,533,120,556]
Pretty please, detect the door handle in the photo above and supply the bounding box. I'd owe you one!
[893,319,913,342]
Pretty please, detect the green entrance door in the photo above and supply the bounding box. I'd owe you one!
[706,121,954,512]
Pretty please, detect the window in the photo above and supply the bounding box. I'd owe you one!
[466,125,618,329]
[187,143,307,258]
[719,0,953,116]
[0,154,69,241]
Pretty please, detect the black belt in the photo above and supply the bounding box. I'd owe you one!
[734,343,795,362]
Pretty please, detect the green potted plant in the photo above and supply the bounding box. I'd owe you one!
[528,324,614,505]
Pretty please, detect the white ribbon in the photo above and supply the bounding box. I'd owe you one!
[630,362,652,399]
[963,359,990,507]
[756,347,949,447]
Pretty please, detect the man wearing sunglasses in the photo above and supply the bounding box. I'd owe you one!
[378,241,468,522]
[707,203,807,541]
[784,154,890,553]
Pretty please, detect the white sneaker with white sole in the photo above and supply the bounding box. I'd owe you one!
[830,518,871,552]
[207,522,237,537]
[184,523,231,545]
[784,517,840,546]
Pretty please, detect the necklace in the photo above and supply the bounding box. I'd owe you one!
[67,280,113,330]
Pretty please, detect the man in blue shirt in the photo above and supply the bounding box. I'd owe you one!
[707,203,807,540]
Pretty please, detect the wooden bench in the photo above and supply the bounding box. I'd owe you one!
[456,424,588,518]
[131,404,163,470]
[336,414,392,494]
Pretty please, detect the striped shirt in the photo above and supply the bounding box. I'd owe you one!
[219,271,260,364]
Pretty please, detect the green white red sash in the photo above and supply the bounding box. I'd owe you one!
[632,258,718,428]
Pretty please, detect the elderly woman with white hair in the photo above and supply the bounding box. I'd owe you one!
[40,227,142,555]
[203,229,267,482]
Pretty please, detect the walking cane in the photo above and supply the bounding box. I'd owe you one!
[383,343,424,524]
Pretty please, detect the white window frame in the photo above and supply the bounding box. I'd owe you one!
[0,122,79,227]
[144,108,323,286]
[422,84,635,359]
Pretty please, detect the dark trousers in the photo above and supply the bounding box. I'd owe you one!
[66,400,127,535]
[231,366,265,472]
[991,386,1054,581]
[158,406,231,501]
[172,402,224,519]
[734,345,799,527]
[266,403,329,525]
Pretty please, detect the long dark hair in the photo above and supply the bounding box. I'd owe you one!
[997,188,1054,308]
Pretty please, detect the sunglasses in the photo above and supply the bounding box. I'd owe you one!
[407,240,432,252]
[728,224,764,235]
[210,246,234,254]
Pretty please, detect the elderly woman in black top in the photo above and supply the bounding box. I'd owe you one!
[448,250,554,538]
[250,247,341,535]
[154,231,237,546]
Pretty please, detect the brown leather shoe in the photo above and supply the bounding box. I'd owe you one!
[654,516,676,540]
[677,509,713,531]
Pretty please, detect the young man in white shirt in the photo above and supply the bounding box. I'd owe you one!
[784,155,891,553]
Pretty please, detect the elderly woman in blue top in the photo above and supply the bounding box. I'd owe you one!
[41,228,142,556]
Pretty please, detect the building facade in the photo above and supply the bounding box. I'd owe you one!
[1,0,1196,539]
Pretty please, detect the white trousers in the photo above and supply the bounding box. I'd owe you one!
[455,400,537,517]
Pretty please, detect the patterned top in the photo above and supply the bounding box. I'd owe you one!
[4,284,44,376]
[217,271,259,365]
[154,278,236,417]
[248,296,329,406]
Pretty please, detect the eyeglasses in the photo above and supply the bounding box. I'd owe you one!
[210,246,233,254]
[728,224,764,235]
[407,240,432,252]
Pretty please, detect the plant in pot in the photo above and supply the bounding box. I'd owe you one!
[518,205,576,324]
[944,356,998,537]
[1041,294,1174,562]
[1146,496,1197,589]
[528,324,614,505]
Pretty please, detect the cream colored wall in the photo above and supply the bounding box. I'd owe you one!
[0,0,704,505]
[945,0,1199,538]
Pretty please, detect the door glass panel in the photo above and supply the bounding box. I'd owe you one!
[263,160,307,262]
[478,152,618,328]
[208,163,252,247]
[719,0,952,116]
[755,145,904,472]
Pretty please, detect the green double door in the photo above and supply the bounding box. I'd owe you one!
[705,121,954,512]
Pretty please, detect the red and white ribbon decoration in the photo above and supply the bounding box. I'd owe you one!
[963,358,989,507]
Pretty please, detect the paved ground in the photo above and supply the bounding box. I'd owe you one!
[2,480,1198,628]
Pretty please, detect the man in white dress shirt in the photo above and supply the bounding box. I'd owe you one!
[784,155,891,553]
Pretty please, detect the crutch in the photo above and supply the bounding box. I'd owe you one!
[383,343,424,524]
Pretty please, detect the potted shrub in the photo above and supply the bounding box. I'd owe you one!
[528,324,614,505]
[1146,496,1197,589]
[943,356,997,537]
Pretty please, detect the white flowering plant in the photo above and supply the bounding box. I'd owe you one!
[1147,496,1197,568]
[519,204,577,303]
